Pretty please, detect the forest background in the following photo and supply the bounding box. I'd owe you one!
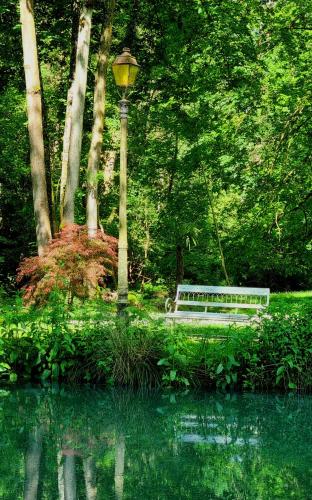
[0,0,311,294]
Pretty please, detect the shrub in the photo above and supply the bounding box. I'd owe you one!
[142,283,168,299]
[190,307,312,392]
[196,328,256,390]
[17,224,117,304]
[0,295,113,384]
[106,311,165,388]
[158,328,198,387]
[245,306,312,391]
[141,283,168,311]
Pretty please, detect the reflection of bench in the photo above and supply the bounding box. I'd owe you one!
[165,285,270,325]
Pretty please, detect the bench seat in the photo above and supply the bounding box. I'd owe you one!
[165,311,251,323]
[165,285,270,325]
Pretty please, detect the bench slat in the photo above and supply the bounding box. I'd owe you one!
[176,300,264,310]
[176,285,270,296]
[165,311,251,322]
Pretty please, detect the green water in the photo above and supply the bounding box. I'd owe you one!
[0,388,312,499]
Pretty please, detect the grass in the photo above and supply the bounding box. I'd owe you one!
[170,323,231,340]
[268,290,312,314]
[0,289,310,340]
[51,289,312,340]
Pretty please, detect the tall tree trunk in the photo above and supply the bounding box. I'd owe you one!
[20,0,52,255]
[103,150,116,194]
[207,188,231,285]
[23,426,44,500]
[60,0,80,225]
[124,0,139,48]
[39,67,56,235]
[63,3,93,225]
[87,0,115,238]
[60,83,74,225]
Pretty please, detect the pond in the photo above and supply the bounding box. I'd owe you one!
[0,387,311,499]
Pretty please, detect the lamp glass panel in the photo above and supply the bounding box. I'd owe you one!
[112,64,130,87]
[128,65,139,85]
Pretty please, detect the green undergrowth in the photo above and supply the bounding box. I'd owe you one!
[171,323,232,339]
[0,290,311,391]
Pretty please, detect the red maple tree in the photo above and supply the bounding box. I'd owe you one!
[17,224,118,304]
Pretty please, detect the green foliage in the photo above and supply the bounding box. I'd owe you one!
[0,294,110,383]
[1,0,312,290]
[193,327,256,390]
[1,290,311,392]
[141,282,168,310]
[141,282,168,300]
[157,327,203,388]
[0,297,167,387]
[0,86,34,286]
[245,305,312,391]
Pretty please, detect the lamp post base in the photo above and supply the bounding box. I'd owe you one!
[117,299,128,317]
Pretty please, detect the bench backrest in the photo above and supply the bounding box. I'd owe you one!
[175,285,270,311]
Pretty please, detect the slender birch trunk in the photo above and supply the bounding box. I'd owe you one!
[60,82,75,224]
[103,150,116,193]
[207,187,231,285]
[202,169,231,285]
[20,0,52,255]
[176,243,184,286]
[63,3,93,225]
[39,67,56,235]
[60,0,80,224]
[87,0,115,237]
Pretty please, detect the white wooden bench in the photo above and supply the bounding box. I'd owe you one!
[165,285,270,325]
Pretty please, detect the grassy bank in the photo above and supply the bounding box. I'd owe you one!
[0,290,311,391]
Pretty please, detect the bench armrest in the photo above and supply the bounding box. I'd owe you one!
[165,297,175,313]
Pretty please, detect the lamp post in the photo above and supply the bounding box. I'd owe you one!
[112,48,140,314]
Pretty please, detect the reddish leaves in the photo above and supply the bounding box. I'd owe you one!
[17,224,118,304]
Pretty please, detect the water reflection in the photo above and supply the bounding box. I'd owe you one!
[24,426,43,500]
[0,388,311,499]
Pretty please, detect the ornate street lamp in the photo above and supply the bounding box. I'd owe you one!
[112,48,140,314]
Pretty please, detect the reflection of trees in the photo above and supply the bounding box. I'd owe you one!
[114,433,125,500]
[0,389,312,498]
[57,451,65,500]
[58,427,98,499]
[57,444,98,500]
[63,455,76,500]
[24,426,44,500]
[83,456,97,500]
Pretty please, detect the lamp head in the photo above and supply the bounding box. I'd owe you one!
[112,48,140,89]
